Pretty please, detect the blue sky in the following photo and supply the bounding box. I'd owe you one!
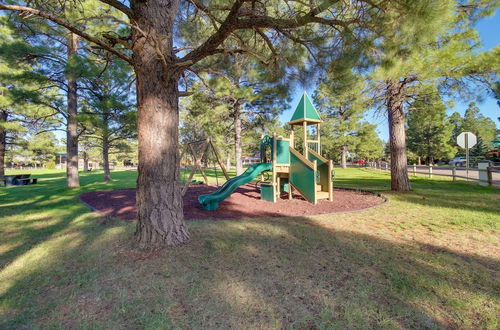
[279,10,499,141]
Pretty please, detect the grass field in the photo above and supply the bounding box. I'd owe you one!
[1,168,499,329]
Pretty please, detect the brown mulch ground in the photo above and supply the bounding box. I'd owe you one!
[79,183,386,221]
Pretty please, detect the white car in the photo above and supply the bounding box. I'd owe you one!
[448,157,466,166]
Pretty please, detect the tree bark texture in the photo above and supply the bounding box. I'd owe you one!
[341,145,347,169]
[131,0,189,249]
[387,80,411,191]
[66,33,80,188]
[0,110,7,178]
[102,114,111,181]
[226,150,231,171]
[83,150,89,172]
[234,101,243,175]
[102,139,111,181]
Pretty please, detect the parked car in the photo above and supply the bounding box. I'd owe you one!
[448,157,466,166]
[353,160,366,164]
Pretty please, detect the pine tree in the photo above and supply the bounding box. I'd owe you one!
[80,57,136,181]
[0,17,58,176]
[355,122,384,161]
[449,102,497,162]
[460,102,497,146]
[406,95,456,164]
[368,0,499,191]
[183,53,289,175]
[0,0,438,248]
[314,63,371,167]
[26,131,58,167]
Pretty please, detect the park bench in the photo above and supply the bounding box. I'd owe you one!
[1,174,38,186]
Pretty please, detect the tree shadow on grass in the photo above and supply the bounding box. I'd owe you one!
[1,214,498,329]
[0,170,137,271]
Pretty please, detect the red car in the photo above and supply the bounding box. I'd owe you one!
[353,160,366,164]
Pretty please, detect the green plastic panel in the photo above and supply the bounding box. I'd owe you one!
[290,151,316,203]
[290,96,305,122]
[289,92,322,123]
[260,183,275,202]
[304,93,321,121]
[276,139,290,164]
[280,178,290,193]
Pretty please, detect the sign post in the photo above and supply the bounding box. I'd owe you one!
[456,132,477,179]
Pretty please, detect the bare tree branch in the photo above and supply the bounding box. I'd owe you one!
[98,0,133,18]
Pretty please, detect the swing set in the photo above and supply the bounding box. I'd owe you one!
[180,137,230,196]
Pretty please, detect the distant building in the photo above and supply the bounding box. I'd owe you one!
[56,153,99,169]
[242,152,261,166]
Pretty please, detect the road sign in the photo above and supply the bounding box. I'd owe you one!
[456,132,477,180]
[457,132,477,149]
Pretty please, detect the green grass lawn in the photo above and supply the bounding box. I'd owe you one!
[1,168,499,329]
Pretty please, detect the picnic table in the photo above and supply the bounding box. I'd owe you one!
[1,174,38,186]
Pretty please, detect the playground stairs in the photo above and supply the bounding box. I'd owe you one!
[316,185,330,200]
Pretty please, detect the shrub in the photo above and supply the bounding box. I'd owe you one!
[45,161,56,169]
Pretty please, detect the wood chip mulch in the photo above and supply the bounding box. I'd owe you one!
[79,183,386,221]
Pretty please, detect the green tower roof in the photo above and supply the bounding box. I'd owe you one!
[288,92,322,125]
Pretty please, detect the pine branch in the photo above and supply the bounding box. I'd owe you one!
[98,0,133,18]
[0,4,133,64]
[176,0,353,67]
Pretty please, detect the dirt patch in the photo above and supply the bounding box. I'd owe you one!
[79,183,386,221]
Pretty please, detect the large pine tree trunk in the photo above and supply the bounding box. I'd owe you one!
[102,138,111,181]
[234,101,243,175]
[66,33,80,188]
[102,115,111,181]
[387,80,410,191]
[0,110,7,178]
[226,151,231,171]
[132,0,189,249]
[83,150,89,171]
[341,145,347,169]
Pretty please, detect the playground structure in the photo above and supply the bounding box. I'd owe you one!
[180,137,230,196]
[199,92,334,211]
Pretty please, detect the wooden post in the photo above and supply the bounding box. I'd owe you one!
[385,163,388,171]
[452,166,456,181]
[313,159,317,205]
[209,138,230,180]
[303,121,307,156]
[413,164,416,176]
[328,160,333,201]
[429,163,433,178]
[487,165,493,186]
[317,123,321,155]
[272,133,277,202]
[276,176,280,200]
[290,129,294,150]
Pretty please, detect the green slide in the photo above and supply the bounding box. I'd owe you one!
[198,162,272,211]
